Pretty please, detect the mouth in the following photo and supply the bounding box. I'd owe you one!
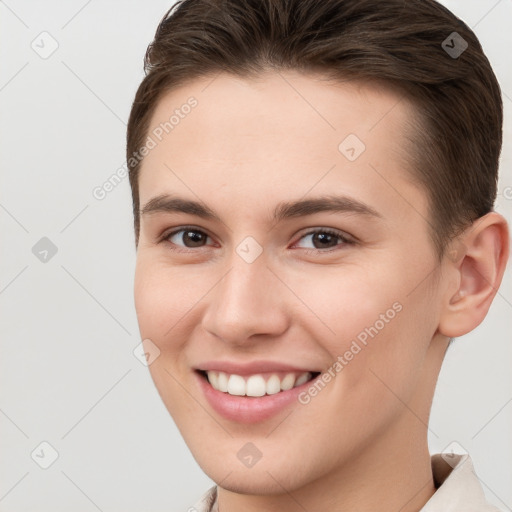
[194,366,321,423]
[196,369,321,397]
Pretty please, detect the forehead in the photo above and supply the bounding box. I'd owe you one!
[138,70,424,222]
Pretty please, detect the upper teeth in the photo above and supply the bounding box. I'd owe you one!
[206,371,312,397]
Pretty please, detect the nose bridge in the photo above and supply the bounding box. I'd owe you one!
[201,248,288,344]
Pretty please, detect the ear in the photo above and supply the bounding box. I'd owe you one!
[438,212,509,338]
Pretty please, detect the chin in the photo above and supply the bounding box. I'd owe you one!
[193,447,318,496]
[206,467,304,496]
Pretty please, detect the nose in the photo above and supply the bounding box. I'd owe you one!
[200,255,290,346]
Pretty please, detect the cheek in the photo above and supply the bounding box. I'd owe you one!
[133,260,199,415]
[293,264,434,401]
[134,257,204,342]
[291,266,404,353]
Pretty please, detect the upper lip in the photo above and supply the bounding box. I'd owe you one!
[196,360,319,376]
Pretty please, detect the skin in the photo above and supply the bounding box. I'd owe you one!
[133,70,509,511]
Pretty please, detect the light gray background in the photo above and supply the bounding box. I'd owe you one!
[1,1,511,511]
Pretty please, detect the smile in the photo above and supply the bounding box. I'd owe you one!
[204,370,317,397]
[195,366,321,423]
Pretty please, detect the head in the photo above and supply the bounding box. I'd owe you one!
[128,0,508,500]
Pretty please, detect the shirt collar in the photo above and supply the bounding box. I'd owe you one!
[420,453,500,511]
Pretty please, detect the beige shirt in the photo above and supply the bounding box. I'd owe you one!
[190,454,502,512]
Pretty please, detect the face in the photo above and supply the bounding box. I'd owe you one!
[134,71,449,495]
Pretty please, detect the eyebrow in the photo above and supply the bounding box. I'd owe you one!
[140,193,382,223]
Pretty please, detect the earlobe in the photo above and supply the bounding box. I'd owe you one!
[438,212,509,338]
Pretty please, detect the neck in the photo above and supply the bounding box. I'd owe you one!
[217,336,448,512]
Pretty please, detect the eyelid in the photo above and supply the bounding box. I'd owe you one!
[291,227,356,250]
[160,225,215,248]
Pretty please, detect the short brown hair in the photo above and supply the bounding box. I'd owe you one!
[127,0,503,256]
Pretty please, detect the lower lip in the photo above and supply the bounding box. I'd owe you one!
[195,371,315,424]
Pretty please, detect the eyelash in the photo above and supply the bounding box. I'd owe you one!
[159,225,355,254]
[298,228,355,253]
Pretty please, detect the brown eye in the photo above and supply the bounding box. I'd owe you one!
[166,228,210,248]
[295,229,353,251]
[310,232,338,249]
